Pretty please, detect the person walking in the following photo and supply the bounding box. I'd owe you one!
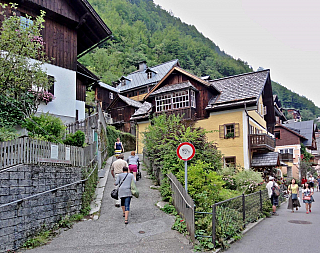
[302,182,314,214]
[308,174,315,191]
[111,155,128,207]
[301,176,307,187]
[266,176,280,216]
[127,151,139,180]
[287,178,301,212]
[114,166,134,224]
[114,137,124,157]
[317,175,320,192]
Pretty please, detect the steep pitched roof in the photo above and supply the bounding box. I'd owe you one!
[149,81,198,96]
[251,152,280,167]
[206,69,270,110]
[275,124,307,140]
[116,59,179,92]
[144,66,219,100]
[283,120,316,147]
[118,94,142,108]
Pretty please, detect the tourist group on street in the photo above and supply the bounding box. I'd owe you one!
[110,138,140,224]
[267,174,319,215]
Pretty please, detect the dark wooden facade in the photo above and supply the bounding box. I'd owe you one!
[146,69,218,121]
[107,97,137,133]
[96,86,115,111]
[0,0,111,71]
[274,125,304,146]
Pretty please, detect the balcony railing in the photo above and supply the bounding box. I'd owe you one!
[154,107,196,120]
[249,134,276,152]
[279,153,293,162]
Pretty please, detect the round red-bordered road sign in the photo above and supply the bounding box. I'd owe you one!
[177,142,195,161]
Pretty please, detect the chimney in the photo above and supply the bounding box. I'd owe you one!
[138,61,147,71]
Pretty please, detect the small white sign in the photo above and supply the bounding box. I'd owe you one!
[65,147,70,161]
[51,145,59,159]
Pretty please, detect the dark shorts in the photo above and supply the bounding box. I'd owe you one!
[129,164,138,173]
[309,182,314,188]
[270,195,279,206]
[121,196,132,211]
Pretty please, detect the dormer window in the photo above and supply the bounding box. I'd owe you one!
[147,72,152,79]
[121,79,126,86]
[155,89,195,112]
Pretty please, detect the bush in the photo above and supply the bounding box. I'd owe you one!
[22,113,66,143]
[233,169,263,194]
[0,127,18,141]
[63,130,85,147]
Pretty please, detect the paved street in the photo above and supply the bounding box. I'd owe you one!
[24,152,192,253]
[227,190,320,253]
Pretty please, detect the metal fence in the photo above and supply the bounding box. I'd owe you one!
[195,189,286,248]
[167,173,195,241]
[0,137,96,170]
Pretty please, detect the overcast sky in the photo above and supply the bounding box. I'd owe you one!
[153,0,320,107]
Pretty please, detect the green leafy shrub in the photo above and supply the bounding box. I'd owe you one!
[22,113,66,143]
[233,169,263,194]
[63,130,85,147]
[0,127,18,141]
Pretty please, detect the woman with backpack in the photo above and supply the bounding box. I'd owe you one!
[287,178,301,212]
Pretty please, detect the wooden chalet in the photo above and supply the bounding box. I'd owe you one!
[107,94,142,133]
[0,0,112,123]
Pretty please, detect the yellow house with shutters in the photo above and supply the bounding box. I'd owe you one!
[127,63,278,170]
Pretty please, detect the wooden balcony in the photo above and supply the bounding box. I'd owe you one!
[154,107,196,121]
[279,153,293,162]
[249,134,276,152]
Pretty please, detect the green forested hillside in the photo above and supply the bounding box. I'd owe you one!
[82,0,320,120]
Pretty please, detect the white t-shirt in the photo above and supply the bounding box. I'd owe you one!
[266,181,279,198]
[308,177,315,183]
[302,188,313,196]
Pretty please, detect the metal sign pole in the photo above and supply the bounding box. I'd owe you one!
[185,160,188,193]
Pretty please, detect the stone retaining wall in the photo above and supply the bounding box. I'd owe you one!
[0,164,83,252]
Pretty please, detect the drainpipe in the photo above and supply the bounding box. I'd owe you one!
[244,103,251,168]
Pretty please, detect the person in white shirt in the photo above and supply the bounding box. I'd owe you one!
[302,182,314,214]
[266,176,280,216]
[308,174,315,191]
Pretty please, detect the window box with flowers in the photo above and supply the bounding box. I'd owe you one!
[30,90,55,104]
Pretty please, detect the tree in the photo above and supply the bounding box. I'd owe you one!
[0,3,50,127]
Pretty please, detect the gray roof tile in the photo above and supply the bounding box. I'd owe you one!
[251,152,279,167]
[283,120,315,147]
[118,94,142,108]
[130,102,152,120]
[116,59,179,92]
[207,70,270,109]
[150,81,198,96]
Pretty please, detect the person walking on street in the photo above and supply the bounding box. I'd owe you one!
[308,174,315,191]
[301,176,307,187]
[111,154,128,207]
[302,182,314,214]
[114,137,124,157]
[266,176,280,216]
[317,175,320,192]
[127,151,139,180]
[115,166,134,224]
[287,178,301,212]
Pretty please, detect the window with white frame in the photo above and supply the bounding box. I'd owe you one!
[155,90,194,112]
[279,148,293,154]
[109,92,113,99]
[147,72,152,79]
[156,93,172,112]
[190,90,196,108]
[172,90,189,109]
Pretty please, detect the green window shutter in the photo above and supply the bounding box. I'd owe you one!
[219,125,225,138]
[234,123,240,137]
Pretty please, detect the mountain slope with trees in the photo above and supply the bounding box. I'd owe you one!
[83,0,320,121]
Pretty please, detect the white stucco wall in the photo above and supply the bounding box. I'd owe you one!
[37,62,77,124]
